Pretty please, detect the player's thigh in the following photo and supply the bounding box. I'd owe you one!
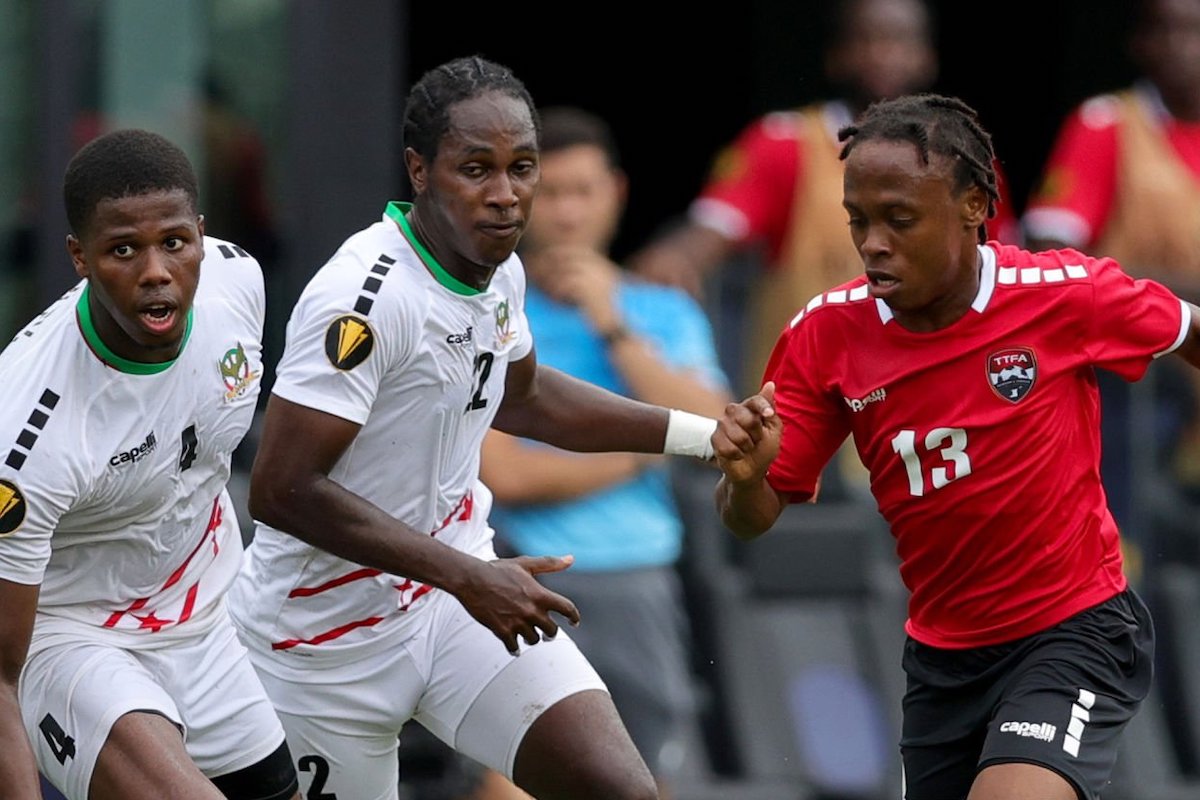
[89,711,223,800]
[539,568,697,775]
[416,591,609,779]
[144,615,297,795]
[19,641,187,800]
[248,647,426,800]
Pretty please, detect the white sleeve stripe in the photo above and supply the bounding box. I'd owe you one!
[1154,299,1190,359]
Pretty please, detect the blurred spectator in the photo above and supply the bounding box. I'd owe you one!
[1023,0,1200,563]
[481,106,732,797]
[627,0,1021,398]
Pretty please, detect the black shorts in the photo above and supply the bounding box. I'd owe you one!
[899,589,1154,800]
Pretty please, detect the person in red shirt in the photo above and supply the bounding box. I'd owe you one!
[712,93,1200,800]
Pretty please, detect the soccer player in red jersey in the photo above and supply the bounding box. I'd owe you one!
[711,93,1200,800]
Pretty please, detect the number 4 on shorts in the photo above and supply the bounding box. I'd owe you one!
[38,713,76,764]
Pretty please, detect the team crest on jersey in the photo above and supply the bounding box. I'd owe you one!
[325,314,375,370]
[988,347,1037,403]
[0,479,26,536]
[494,300,516,345]
[220,342,261,401]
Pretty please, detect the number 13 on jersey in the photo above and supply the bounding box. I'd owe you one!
[891,427,971,497]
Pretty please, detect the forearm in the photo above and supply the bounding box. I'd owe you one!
[716,474,785,540]
[252,476,486,595]
[495,367,670,452]
[0,684,40,798]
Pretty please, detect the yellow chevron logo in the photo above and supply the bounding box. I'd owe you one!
[324,314,375,371]
[0,480,25,535]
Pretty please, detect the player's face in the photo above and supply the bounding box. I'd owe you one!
[524,144,625,254]
[827,0,937,106]
[67,189,204,363]
[843,138,987,331]
[407,91,539,272]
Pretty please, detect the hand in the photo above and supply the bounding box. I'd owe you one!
[534,246,625,330]
[456,554,581,655]
[713,381,782,484]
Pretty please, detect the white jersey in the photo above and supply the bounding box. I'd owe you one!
[0,236,264,650]
[229,202,532,666]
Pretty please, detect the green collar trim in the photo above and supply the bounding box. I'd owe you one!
[76,284,192,375]
[385,201,482,296]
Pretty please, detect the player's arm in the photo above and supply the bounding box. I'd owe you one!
[713,382,790,539]
[0,578,43,797]
[492,351,716,459]
[248,394,580,654]
[1171,301,1200,369]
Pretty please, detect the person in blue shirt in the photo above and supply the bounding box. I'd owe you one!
[480,106,731,795]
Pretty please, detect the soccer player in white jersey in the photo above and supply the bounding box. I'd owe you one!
[226,56,717,800]
[0,130,299,800]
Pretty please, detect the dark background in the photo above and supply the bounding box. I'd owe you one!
[407,0,1139,260]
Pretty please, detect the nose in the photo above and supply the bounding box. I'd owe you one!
[860,223,891,257]
[486,173,520,209]
[138,247,173,286]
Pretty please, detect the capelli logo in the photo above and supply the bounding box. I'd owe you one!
[446,327,473,345]
[109,431,157,467]
[844,388,887,413]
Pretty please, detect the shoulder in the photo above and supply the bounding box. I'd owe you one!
[784,276,875,331]
[1068,93,1126,132]
[992,242,1108,286]
[198,234,265,307]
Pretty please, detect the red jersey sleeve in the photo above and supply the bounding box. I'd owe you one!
[695,113,802,256]
[760,316,852,501]
[1085,255,1187,380]
[1024,98,1121,246]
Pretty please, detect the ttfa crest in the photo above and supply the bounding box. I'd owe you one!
[987,347,1037,403]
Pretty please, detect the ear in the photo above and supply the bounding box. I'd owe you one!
[197,214,206,238]
[961,184,989,231]
[66,234,88,279]
[404,147,427,195]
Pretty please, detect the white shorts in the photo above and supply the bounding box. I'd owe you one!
[20,614,287,800]
[246,588,606,800]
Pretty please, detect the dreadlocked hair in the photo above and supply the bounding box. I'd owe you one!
[403,55,539,164]
[837,93,1000,244]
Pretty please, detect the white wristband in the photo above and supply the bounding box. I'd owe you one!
[664,409,717,460]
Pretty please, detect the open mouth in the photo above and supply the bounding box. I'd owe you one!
[139,304,178,335]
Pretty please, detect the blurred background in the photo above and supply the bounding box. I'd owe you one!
[9,2,1200,799]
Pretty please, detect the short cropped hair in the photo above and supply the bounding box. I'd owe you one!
[402,55,539,164]
[537,106,621,169]
[63,129,199,237]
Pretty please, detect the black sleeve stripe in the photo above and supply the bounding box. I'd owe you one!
[6,388,62,472]
[350,255,397,318]
[218,244,234,258]
[233,245,249,258]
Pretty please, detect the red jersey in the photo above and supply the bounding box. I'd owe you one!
[691,101,1022,262]
[762,243,1189,648]
[1024,87,1200,247]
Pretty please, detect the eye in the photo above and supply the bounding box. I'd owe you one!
[461,164,486,179]
[163,236,185,252]
[512,160,537,177]
[112,244,135,258]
